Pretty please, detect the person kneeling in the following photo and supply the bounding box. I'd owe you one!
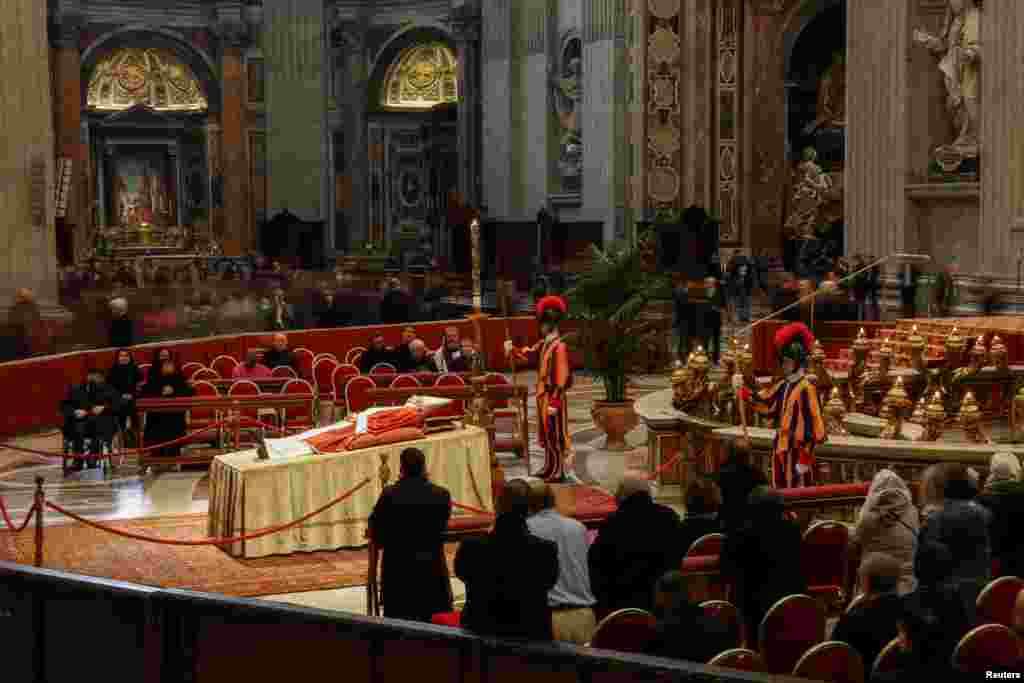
[60,368,119,470]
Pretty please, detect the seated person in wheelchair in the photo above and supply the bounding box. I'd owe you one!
[60,367,119,469]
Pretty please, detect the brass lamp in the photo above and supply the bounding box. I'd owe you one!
[922,391,947,442]
[990,335,1009,371]
[909,396,927,425]
[880,377,911,439]
[824,388,849,436]
[958,391,987,444]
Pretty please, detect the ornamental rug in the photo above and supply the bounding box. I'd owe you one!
[0,512,457,597]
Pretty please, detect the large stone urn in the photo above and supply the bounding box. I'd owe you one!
[591,400,639,452]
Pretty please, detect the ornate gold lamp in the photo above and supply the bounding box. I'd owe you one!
[922,390,947,441]
[908,324,927,372]
[880,376,911,439]
[958,391,989,444]
[909,396,928,426]
[824,388,849,436]
[990,335,1009,371]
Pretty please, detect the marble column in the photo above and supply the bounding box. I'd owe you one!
[846,0,910,265]
[0,0,60,305]
[264,0,328,223]
[481,0,513,218]
[453,13,482,209]
[51,20,86,264]
[980,0,1024,280]
[220,44,250,256]
[337,23,369,250]
[204,118,223,242]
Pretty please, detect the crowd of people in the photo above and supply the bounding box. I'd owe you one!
[367,447,1024,678]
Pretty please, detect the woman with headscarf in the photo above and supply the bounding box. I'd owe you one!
[720,486,806,635]
[146,347,175,383]
[853,470,919,595]
[140,357,194,458]
[976,451,1024,577]
[107,349,143,444]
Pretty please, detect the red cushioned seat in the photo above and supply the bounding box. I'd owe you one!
[952,623,1022,673]
[758,594,825,675]
[588,608,657,652]
[780,483,870,501]
[976,576,1024,628]
[431,611,462,627]
[801,521,851,613]
[681,555,720,573]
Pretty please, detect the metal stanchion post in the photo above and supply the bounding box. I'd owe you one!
[34,476,45,567]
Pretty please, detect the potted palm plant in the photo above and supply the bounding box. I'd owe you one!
[565,232,671,451]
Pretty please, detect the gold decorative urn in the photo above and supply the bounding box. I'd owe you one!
[990,335,1009,371]
[958,391,988,444]
[908,325,927,372]
[824,388,849,436]
[880,377,911,439]
[922,391,947,442]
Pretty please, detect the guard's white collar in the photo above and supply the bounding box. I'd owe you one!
[787,368,805,383]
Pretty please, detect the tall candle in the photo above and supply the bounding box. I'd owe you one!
[470,218,482,312]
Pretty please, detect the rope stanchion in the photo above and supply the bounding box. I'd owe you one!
[34,477,44,567]
[0,497,37,534]
[42,477,371,547]
[451,501,495,517]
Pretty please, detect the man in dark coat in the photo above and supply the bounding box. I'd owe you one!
[360,334,394,373]
[713,446,768,534]
[645,570,736,663]
[455,479,559,640]
[263,333,296,370]
[61,368,119,466]
[108,297,135,349]
[389,326,418,370]
[588,477,686,616]
[368,448,453,623]
[720,486,806,635]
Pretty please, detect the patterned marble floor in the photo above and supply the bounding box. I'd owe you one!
[0,371,671,615]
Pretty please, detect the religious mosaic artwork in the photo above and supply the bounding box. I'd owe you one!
[551,36,583,193]
[87,47,208,112]
[381,43,459,110]
[112,152,177,228]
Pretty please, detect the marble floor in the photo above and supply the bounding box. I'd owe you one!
[0,371,673,615]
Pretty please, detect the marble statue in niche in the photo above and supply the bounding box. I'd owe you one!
[784,147,836,241]
[551,37,583,193]
[913,0,981,173]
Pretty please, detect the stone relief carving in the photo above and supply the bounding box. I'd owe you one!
[913,0,981,171]
[551,35,583,193]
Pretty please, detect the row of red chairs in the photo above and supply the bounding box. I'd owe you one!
[186,378,317,444]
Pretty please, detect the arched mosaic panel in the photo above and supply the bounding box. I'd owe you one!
[380,42,459,110]
[87,47,208,112]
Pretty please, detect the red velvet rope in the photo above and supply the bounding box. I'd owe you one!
[450,501,495,517]
[0,498,37,533]
[43,477,371,546]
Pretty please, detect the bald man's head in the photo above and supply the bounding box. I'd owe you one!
[272,333,288,351]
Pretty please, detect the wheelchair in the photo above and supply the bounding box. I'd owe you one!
[61,425,126,477]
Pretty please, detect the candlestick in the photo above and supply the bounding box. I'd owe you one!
[470,217,482,313]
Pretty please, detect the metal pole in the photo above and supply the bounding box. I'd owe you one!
[34,476,45,567]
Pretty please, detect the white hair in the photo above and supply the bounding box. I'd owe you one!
[109,297,127,311]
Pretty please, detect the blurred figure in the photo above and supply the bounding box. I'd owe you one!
[140,358,194,458]
[107,348,143,440]
[6,287,41,360]
[264,333,295,370]
[108,297,135,348]
[232,349,272,379]
[60,367,119,467]
[360,334,393,373]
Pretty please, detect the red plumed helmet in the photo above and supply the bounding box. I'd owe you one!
[774,322,815,365]
[536,295,568,323]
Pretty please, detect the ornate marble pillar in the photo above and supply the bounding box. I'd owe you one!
[205,118,223,242]
[336,21,369,249]
[452,11,481,209]
[980,0,1024,280]
[220,42,250,256]
[481,0,513,218]
[51,18,86,263]
[846,0,910,264]
[0,0,59,304]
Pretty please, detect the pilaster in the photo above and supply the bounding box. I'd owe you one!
[335,19,369,249]
[220,43,249,256]
[481,0,513,218]
[50,17,86,264]
[452,8,482,208]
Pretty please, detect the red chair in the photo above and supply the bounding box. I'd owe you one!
[483,372,526,460]
[345,375,376,414]
[293,347,315,378]
[227,380,262,445]
[211,355,238,379]
[587,608,657,653]
[952,623,1023,673]
[314,356,340,419]
[801,520,851,613]
[870,637,903,677]
[330,364,360,419]
[792,641,865,683]
[430,611,462,628]
[280,379,316,434]
[272,366,298,379]
[370,362,397,375]
[758,594,825,675]
[186,379,223,447]
[686,532,725,559]
[700,600,742,650]
[345,347,366,365]
[138,363,152,379]
[181,362,204,378]
[191,367,219,382]
[433,373,467,418]
[314,352,338,364]
[388,374,421,404]
[976,576,1024,628]
[707,648,764,671]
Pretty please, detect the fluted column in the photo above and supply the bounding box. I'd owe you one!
[481,0,513,218]
[846,0,910,264]
[337,21,368,249]
[452,12,481,208]
[220,44,250,255]
[0,0,59,303]
[980,0,1024,279]
[51,19,85,265]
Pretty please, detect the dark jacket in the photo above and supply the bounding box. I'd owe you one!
[368,476,453,622]
[917,500,991,590]
[714,454,769,533]
[61,381,120,421]
[380,289,411,324]
[588,492,686,614]
[720,491,806,633]
[977,481,1024,578]
[109,315,135,349]
[360,347,395,373]
[314,303,350,329]
[831,592,902,669]
[645,598,736,664]
[678,513,722,557]
[107,362,144,416]
[263,348,295,370]
[442,348,471,373]
[7,300,41,359]
[140,370,194,449]
[455,514,559,640]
